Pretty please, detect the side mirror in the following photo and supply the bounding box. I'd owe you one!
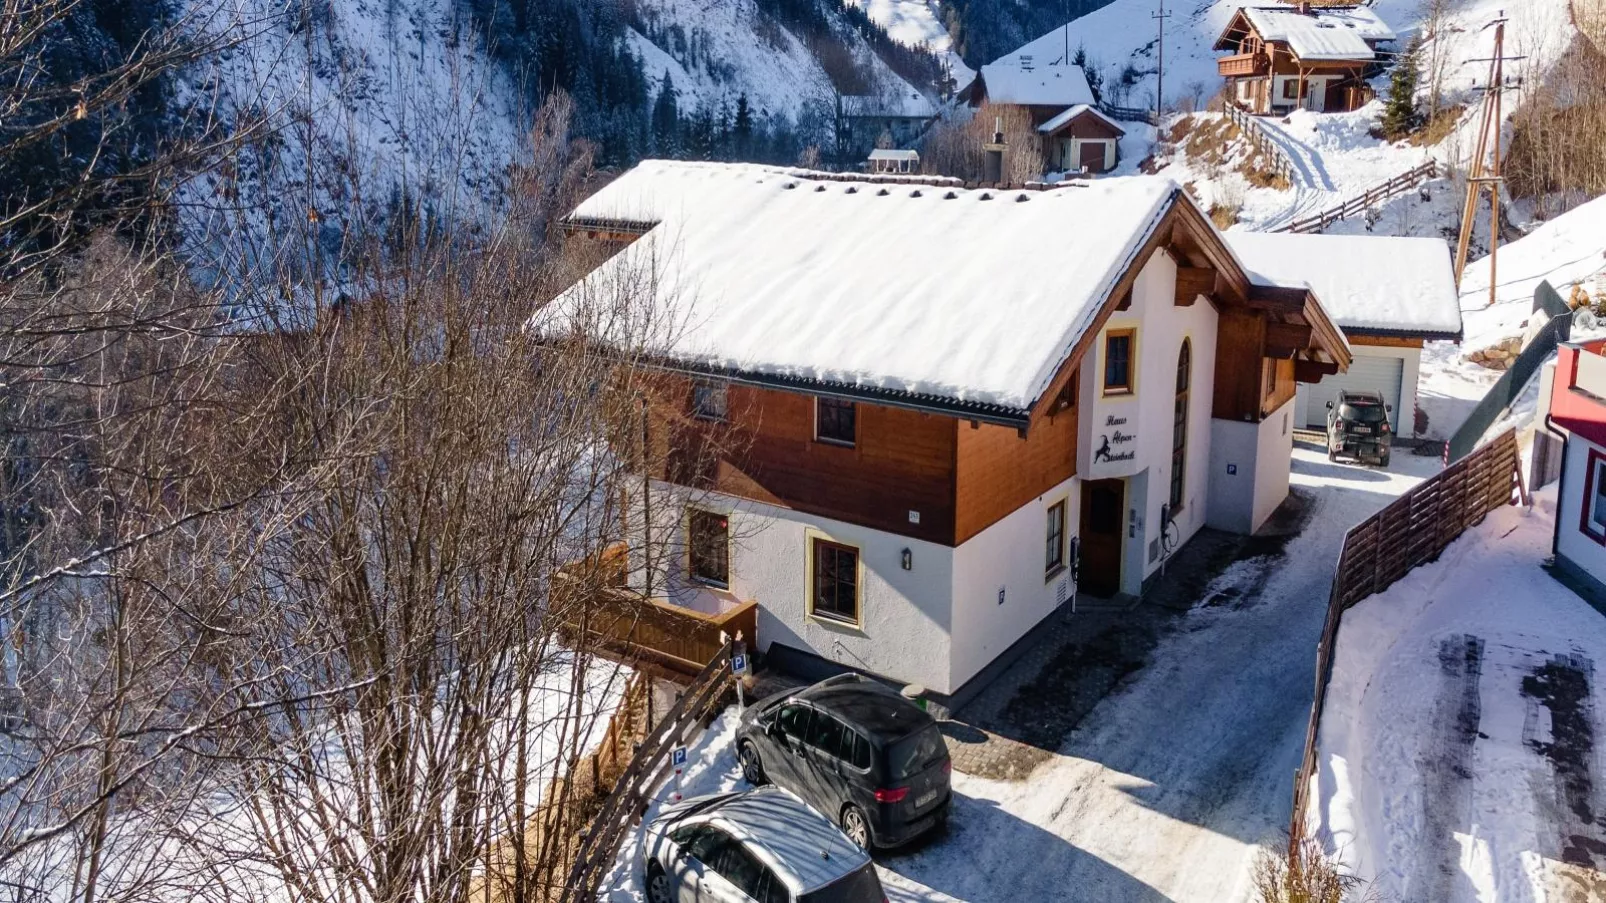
[1325,401,1333,410]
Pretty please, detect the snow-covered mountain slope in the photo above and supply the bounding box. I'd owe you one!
[849,0,974,87]
[627,0,926,127]
[176,0,526,301]
[1461,192,1606,308]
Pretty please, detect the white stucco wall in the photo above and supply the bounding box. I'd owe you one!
[638,483,958,693]
[1205,397,1294,534]
[1078,248,1221,591]
[1294,343,1423,435]
[949,476,1078,691]
[1557,435,1606,585]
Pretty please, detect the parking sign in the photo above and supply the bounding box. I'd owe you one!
[672,746,687,769]
[731,653,748,675]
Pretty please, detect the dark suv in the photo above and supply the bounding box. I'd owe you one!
[734,674,951,851]
[1326,389,1393,466]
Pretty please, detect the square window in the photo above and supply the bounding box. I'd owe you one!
[693,380,728,422]
[810,538,860,624]
[1045,500,1067,577]
[688,509,729,586]
[1592,457,1606,532]
[1283,79,1300,100]
[815,398,857,446]
[1103,330,1134,395]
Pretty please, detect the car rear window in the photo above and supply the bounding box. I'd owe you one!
[799,863,885,903]
[886,725,946,780]
[1339,402,1387,423]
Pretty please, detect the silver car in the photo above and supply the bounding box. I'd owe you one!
[642,787,887,903]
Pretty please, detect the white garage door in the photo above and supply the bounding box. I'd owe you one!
[1302,354,1405,429]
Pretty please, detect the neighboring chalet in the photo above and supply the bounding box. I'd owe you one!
[964,56,1121,173]
[553,161,1352,702]
[1213,4,1396,113]
[1227,233,1462,435]
[1544,339,1606,599]
[839,92,938,157]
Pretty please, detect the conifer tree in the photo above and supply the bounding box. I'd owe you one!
[1381,36,1422,140]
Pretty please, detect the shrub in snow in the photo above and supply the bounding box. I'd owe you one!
[1252,836,1379,903]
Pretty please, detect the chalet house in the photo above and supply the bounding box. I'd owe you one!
[1544,340,1606,598]
[1227,233,1462,435]
[1213,4,1396,114]
[964,56,1121,174]
[551,161,1351,703]
[839,92,938,156]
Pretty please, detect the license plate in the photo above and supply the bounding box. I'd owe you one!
[915,789,941,808]
[1351,426,1371,434]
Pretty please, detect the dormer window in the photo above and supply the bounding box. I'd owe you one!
[815,398,857,446]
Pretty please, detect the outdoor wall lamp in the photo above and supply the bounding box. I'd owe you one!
[901,548,912,570]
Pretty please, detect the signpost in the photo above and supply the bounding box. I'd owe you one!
[670,745,688,802]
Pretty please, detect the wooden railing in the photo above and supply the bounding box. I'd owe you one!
[1096,100,1159,126]
[1277,160,1439,234]
[1223,102,1295,183]
[1217,53,1266,77]
[554,545,758,676]
[558,642,738,903]
[1287,430,1526,851]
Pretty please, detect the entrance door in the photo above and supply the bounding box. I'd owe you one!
[1078,479,1124,597]
[1078,140,1107,173]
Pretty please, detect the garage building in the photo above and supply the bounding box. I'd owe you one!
[1228,232,1463,436]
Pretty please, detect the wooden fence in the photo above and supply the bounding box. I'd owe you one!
[1287,429,1526,851]
[1222,102,1295,184]
[1097,100,1159,126]
[1277,160,1439,234]
[557,642,738,903]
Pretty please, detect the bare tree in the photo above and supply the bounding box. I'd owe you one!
[921,102,1044,182]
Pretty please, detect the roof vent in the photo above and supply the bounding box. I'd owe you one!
[783,181,797,190]
[979,192,994,200]
[910,189,923,198]
[845,185,858,194]
[943,191,958,199]
[877,188,890,196]
[1016,193,1031,202]
[815,184,826,192]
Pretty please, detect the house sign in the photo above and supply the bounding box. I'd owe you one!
[1094,414,1138,463]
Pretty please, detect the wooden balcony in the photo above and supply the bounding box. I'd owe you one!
[1218,53,1267,77]
[554,545,759,676]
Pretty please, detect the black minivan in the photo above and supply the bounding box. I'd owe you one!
[734,674,951,850]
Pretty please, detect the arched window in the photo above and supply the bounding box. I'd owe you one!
[1170,340,1191,513]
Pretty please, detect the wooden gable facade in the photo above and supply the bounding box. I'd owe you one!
[1213,7,1383,114]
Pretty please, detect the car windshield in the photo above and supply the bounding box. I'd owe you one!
[886,725,946,780]
[799,863,885,903]
[1339,402,1387,423]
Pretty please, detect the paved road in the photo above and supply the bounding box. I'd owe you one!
[878,446,1443,902]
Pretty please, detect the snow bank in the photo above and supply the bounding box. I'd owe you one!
[1316,488,1606,900]
[1461,194,1606,309]
[554,161,1178,411]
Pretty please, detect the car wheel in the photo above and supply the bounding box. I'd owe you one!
[738,740,766,786]
[1327,449,1339,462]
[1379,451,1391,467]
[841,804,873,850]
[646,861,672,903]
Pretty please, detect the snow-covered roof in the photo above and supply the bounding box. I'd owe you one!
[841,92,938,119]
[977,59,1095,108]
[1238,6,1396,61]
[1226,232,1461,338]
[1037,104,1125,136]
[868,149,920,162]
[551,161,1182,413]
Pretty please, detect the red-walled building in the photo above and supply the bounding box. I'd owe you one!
[1548,339,1606,593]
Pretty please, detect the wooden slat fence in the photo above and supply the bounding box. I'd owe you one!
[1222,102,1295,184]
[1287,429,1525,851]
[1096,100,1160,126]
[558,643,737,903]
[1277,160,1439,234]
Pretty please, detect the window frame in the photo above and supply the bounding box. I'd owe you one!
[814,397,858,447]
[686,507,731,588]
[1582,448,1606,544]
[808,536,862,627]
[1102,328,1136,396]
[1045,499,1067,579]
[1170,339,1191,513]
[692,380,729,422]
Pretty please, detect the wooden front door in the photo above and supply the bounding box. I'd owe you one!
[1079,479,1124,597]
[1078,140,1107,172]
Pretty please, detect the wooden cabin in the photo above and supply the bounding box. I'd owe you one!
[964,57,1124,174]
[553,161,1351,704]
[1213,4,1396,113]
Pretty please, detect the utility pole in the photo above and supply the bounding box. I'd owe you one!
[1453,13,1525,308]
[1152,0,1171,115]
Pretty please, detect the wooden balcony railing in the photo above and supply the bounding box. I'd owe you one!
[553,546,759,676]
[1217,53,1266,77]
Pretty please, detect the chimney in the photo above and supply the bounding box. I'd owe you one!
[983,115,1006,184]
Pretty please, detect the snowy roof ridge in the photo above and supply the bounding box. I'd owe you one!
[1037,104,1126,136]
[977,59,1095,108]
[552,160,1184,412]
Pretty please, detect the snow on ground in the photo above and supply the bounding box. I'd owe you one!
[1315,487,1606,901]
[627,0,925,127]
[848,0,973,89]
[597,446,1443,902]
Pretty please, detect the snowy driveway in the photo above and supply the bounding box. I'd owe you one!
[601,445,1442,902]
[877,445,1443,902]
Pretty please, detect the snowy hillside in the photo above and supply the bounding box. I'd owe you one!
[628,0,927,128]
[849,0,975,88]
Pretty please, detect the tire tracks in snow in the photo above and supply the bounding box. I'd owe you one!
[1412,633,1486,902]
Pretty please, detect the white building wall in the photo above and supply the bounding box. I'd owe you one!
[949,475,1078,691]
[1205,397,1294,534]
[640,483,957,693]
[1294,344,1423,435]
[1557,435,1606,586]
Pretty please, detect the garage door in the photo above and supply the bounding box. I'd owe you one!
[1302,354,1405,429]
